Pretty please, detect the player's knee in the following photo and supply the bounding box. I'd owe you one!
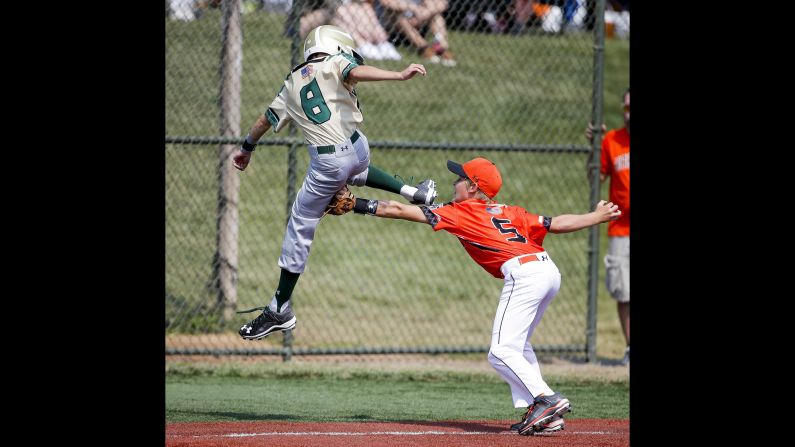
[347,170,368,187]
[489,345,523,363]
[487,350,502,367]
[488,345,518,365]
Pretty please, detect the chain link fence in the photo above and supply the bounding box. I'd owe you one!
[166,0,624,359]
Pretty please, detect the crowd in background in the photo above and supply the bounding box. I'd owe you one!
[168,0,630,65]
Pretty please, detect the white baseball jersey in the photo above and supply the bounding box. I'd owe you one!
[265,52,363,146]
[265,52,372,275]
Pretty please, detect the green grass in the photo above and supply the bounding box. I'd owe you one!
[166,12,630,358]
[166,367,628,423]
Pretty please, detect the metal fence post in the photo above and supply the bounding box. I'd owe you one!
[586,0,606,363]
[281,0,304,363]
[214,0,243,322]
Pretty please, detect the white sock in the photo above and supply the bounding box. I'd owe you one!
[268,300,292,313]
[377,42,402,60]
[399,185,418,201]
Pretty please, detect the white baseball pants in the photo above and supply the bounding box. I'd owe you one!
[487,252,561,408]
[278,130,370,273]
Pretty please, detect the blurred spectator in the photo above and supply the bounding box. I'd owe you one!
[444,0,505,32]
[297,0,335,38]
[259,0,292,13]
[334,0,403,60]
[168,0,198,21]
[293,0,401,61]
[379,0,457,66]
[562,0,587,30]
[604,0,629,38]
[168,0,236,22]
[581,0,629,36]
[451,0,579,35]
[508,0,565,34]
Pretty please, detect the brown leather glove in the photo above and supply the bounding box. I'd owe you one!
[325,185,356,216]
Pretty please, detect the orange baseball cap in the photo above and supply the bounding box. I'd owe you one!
[447,157,503,198]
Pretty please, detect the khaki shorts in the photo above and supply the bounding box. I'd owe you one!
[604,236,629,303]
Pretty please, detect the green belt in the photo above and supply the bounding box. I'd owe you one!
[316,130,360,155]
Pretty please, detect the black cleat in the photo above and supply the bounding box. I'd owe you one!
[410,179,437,205]
[531,417,565,434]
[510,406,566,432]
[238,306,296,340]
[517,393,571,436]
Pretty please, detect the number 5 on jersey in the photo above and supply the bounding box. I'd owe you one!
[491,217,527,243]
[300,78,331,124]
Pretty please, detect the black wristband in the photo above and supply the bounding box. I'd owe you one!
[241,140,256,152]
[367,200,379,215]
[353,198,369,214]
[353,198,378,215]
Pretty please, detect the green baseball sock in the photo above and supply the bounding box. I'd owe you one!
[273,268,300,312]
[364,164,406,194]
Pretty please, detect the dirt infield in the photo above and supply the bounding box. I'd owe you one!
[166,419,629,447]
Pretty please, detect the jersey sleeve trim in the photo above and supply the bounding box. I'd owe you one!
[419,206,439,227]
[339,52,360,81]
[342,63,357,81]
[266,107,280,129]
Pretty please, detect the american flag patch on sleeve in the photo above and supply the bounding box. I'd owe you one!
[301,65,313,79]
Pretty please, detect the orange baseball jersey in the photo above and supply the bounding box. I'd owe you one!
[600,127,630,236]
[422,199,551,279]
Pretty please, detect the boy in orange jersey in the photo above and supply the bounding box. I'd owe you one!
[347,157,621,436]
[587,87,630,365]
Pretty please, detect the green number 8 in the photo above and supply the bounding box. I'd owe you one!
[300,79,331,124]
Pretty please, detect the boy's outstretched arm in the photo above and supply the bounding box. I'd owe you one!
[347,64,426,83]
[548,200,621,234]
[354,198,429,224]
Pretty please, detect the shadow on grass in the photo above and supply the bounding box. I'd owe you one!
[168,409,296,421]
[168,411,403,423]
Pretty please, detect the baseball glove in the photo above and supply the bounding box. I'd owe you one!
[325,185,356,216]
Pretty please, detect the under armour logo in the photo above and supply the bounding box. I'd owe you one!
[541,255,548,261]
[341,145,349,151]
[242,325,251,333]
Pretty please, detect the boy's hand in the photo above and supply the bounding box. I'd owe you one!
[233,149,252,171]
[401,64,427,80]
[595,200,621,222]
[585,122,607,144]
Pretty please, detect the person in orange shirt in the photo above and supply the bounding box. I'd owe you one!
[587,87,630,365]
[347,157,621,435]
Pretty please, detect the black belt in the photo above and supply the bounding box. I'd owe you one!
[316,130,360,155]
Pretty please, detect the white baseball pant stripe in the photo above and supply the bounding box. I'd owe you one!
[278,131,370,273]
[487,255,561,408]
